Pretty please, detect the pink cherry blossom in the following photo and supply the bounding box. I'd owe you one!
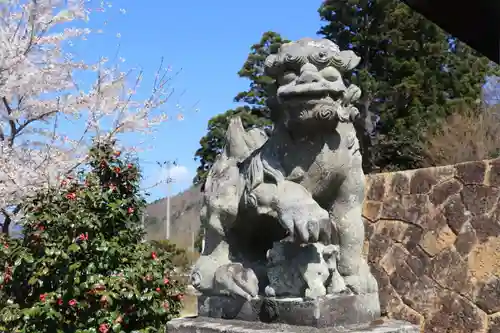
[0,0,190,235]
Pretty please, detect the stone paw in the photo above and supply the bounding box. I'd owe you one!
[326,272,347,294]
[343,271,378,295]
[264,285,276,297]
[304,285,327,299]
[214,263,259,301]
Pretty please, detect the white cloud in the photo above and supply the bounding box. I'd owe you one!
[142,163,193,199]
[159,164,192,184]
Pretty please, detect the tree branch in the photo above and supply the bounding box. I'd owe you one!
[2,97,17,146]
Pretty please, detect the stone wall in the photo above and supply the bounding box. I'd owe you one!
[154,160,500,331]
[363,160,500,333]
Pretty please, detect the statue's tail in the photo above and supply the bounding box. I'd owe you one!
[223,117,268,161]
[203,117,268,194]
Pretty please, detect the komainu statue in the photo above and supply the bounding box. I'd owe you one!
[191,38,378,302]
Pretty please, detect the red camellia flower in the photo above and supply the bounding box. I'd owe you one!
[3,243,8,249]
[156,287,161,292]
[127,207,134,214]
[176,294,184,301]
[57,298,63,305]
[114,167,121,173]
[68,299,77,306]
[66,192,76,200]
[151,251,157,260]
[164,278,169,284]
[61,179,67,186]
[99,323,110,333]
[127,163,133,169]
[78,233,89,241]
[163,302,169,309]
[39,294,47,302]
[37,224,45,231]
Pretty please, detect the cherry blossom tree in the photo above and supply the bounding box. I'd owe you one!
[0,0,185,234]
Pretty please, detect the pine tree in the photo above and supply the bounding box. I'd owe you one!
[234,31,290,110]
[318,0,499,171]
[0,141,185,333]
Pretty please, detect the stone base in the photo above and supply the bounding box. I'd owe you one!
[167,317,420,333]
[198,293,381,328]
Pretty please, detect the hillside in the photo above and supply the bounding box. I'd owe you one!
[144,185,203,250]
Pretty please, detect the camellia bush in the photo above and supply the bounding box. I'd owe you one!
[0,141,185,333]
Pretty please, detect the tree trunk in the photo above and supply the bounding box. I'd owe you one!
[2,214,10,235]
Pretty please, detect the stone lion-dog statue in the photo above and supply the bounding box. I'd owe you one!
[190,38,378,301]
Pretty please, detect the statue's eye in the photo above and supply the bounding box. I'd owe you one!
[320,67,340,82]
[309,50,331,68]
[279,72,297,85]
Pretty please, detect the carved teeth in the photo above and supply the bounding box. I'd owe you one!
[281,90,342,101]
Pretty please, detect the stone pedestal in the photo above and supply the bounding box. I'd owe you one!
[198,293,380,328]
[167,316,420,333]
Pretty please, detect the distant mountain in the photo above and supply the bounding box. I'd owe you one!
[144,186,203,250]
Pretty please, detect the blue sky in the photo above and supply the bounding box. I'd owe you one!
[69,0,324,201]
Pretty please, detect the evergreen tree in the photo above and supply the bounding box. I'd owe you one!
[0,141,184,333]
[233,31,290,110]
[318,0,499,171]
[193,32,289,185]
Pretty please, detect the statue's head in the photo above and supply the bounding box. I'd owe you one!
[265,38,362,131]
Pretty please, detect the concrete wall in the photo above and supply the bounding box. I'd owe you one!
[364,159,500,333]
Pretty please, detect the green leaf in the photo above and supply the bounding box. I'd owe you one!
[68,243,80,253]
[69,262,81,272]
[86,262,96,273]
[24,254,34,263]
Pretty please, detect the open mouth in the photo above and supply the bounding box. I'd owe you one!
[279,90,344,102]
